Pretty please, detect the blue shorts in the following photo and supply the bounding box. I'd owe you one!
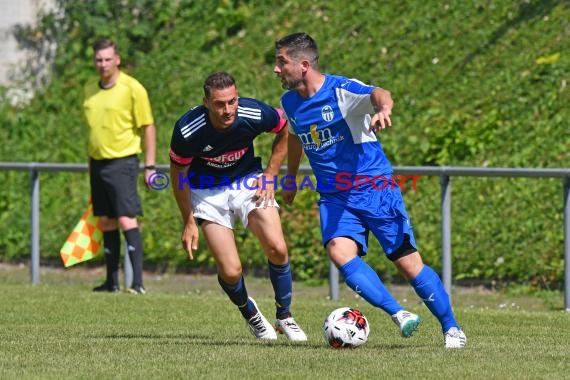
[319,183,416,257]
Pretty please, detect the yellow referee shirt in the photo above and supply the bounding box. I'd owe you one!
[84,71,154,160]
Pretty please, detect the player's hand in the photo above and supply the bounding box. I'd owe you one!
[181,221,199,260]
[143,168,156,189]
[281,176,297,204]
[253,174,276,208]
[369,105,392,133]
[282,188,298,205]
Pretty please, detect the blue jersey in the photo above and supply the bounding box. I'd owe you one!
[281,74,393,194]
[169,97,285,188]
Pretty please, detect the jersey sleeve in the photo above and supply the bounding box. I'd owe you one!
[131,79,154,128]
[169,119,194,166]
[336,78,376,116]
[278,100,296,136]
[240,98,286,134]
[272,107,288,133]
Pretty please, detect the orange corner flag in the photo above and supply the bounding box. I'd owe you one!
[60,202,103,267]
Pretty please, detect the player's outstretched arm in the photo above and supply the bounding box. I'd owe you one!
[255,113,289,208]
[142,124,157,187]
[170,162,199,259]
[282,133,303,205]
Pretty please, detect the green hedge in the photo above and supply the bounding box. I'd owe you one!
[0,0,568,286]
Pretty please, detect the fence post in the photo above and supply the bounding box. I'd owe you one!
[562,177,570,312]
[329,260,339,300]
[30,166,40,285]
[124,245,133,289]
[440,175,452,297]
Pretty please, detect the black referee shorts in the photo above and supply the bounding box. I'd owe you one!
[89,155,143,218]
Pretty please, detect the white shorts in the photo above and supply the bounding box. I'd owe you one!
[191,174,279,229]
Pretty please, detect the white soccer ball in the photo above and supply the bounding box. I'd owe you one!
[323,307,370,348]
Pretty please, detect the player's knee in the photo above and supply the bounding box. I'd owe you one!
[100,217,118,231]
[118,216,138,231]
[219,265,243,284]
[326,237,360,267]
[387,234,417,262]
[394,254,423,280]
[265,242,288,264]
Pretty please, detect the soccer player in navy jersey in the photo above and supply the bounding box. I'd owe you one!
[274,33,466,348]
[169,72,307,341]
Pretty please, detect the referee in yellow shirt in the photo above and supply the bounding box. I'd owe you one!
[83,38,156,294]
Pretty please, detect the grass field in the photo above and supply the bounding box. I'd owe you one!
[1,264,569,380]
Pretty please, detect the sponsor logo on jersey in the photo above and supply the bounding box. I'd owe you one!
[293,105,343,150]
[298,124,329,148]
[201,147,248,168]
[297,125,343,151]
[310,124,322,148]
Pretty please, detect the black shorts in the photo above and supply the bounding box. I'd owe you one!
[90,155,143,218]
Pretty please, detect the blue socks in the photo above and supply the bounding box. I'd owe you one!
[218,261,294,320]
[339,256,403,315]
[340,258,459,332]
[218,275,255,319]
[410,265,458,332]
[268,261,293,319]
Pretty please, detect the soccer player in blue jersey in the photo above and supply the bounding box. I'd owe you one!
[274,33,466,348]
[169,72,307,341]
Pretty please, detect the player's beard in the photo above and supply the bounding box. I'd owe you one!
[281,76,303,91]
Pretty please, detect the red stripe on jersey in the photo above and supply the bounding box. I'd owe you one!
[169,149,194,166]
[270,108,288,133]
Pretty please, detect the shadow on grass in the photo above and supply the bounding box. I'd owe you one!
[93,332,419,351]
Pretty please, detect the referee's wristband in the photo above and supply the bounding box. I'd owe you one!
[144,165,156,170]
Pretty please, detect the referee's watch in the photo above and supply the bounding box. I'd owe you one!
[144,165,156,170]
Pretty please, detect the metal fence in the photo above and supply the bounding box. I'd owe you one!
[1,162,569,311]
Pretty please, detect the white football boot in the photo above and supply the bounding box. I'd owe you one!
[444,327,467,348]
[391,310,422,338]
[275,317,308,341]
[245,298,277,340]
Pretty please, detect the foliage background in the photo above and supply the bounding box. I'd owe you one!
[0,0,568,287]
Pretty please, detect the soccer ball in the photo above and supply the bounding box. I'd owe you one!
[323,307,370,348]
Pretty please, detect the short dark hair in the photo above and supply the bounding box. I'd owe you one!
[92,38,119,55]
[275,32,319,68]
[203,72,236,98]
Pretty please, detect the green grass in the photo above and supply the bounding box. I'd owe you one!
[1,264,569,380]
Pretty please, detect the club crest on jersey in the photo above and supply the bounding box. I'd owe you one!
[321,105,334,122]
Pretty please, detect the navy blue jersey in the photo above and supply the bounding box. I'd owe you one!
[169,97,285,188]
